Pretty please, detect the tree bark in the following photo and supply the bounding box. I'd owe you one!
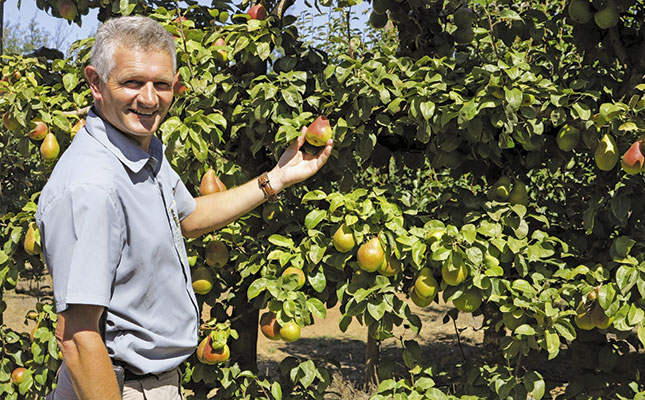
[482,302,504,362]
[364,333,380,389]
[230,306,259,372]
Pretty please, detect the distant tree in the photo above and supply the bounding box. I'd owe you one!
[2,16,50,54]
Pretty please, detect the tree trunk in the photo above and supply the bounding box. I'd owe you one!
[364,333,380,389]
[230,306,259,372]
[482,301,504,362]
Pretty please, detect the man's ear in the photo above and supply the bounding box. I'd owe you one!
[84,65,104,102]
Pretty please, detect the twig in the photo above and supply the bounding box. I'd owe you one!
[62,106,91,117]
[346,8,354,59]
[452,318,467,362]
[485,7,499,59]
[175,4,195,80]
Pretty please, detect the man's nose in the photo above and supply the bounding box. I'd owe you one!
[137,82,158,106]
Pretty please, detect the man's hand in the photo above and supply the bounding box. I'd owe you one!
[56,304,121,400]
[269,127,334,191]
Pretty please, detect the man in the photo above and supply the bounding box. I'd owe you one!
[37,15,332,400]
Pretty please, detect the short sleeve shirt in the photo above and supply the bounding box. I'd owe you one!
[36,109,199,375]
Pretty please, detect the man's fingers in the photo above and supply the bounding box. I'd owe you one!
[315,140,334,166]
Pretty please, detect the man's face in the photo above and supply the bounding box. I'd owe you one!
[88,46,175,150]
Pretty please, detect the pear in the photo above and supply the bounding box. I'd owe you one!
[305,116,332,147]
[192,266,214,295]
[487,176,512,202]
[589,302,612,329]
[369,11,388,29]
[333,224,355,253]
[199,168,227,195]
[568,0,593,24]
[620,140,645,174]
[594,133,619,171]
[23,222,41,255]
[508,180,529,206]
[556,124,581,152]
[594,0,619,29]
[357,237,385,272]
[205,240,229,268]
[40,132,60,161]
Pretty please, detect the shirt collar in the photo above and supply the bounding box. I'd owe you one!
[85,107,164,174]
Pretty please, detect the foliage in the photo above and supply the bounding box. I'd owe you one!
[1,0,645,399]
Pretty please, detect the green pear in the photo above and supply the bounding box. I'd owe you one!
[594,0,619,29]
[487,176,512,202]
[509,180,529,206]
[40,132,60,161]
[594,133,619,171]
[556,124,581,152]
[568,0,593,24]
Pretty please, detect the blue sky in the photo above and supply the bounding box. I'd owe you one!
[3,0,370,54]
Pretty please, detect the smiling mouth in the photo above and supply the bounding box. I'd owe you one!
[130,109,157,117]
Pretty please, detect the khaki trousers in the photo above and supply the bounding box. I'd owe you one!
[122,368,183,400]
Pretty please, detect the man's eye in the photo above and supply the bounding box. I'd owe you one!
[155,82,171,90]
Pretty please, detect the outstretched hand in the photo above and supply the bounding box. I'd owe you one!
[272,127,334,190]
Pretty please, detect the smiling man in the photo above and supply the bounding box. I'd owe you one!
[37,15,333,400]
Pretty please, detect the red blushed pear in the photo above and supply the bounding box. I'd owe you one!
[29,119,48,140]
[621,139,645,174]
[305,116,333,147]
[213,38,228,63]
[247,4,267,20]
[57,0,78,21]
[199,168,227,195]
[11,367,27,385]
[196,335,230,364]
[260,311,282,340]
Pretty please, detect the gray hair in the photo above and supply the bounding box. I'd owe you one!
[90,15,177,82]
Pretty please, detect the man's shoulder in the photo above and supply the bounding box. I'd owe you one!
[38,132,123,214]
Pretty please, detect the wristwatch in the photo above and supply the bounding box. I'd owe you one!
[258,172,279,203]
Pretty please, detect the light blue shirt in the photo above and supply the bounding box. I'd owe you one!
[36,109,199,376]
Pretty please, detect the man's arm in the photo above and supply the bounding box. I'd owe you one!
[56,304,121,400]
[181,131,333,238]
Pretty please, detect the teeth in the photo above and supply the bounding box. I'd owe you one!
[131,110,156,116]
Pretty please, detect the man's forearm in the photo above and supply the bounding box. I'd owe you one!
[59,331,121,400]
[181,168,283,238]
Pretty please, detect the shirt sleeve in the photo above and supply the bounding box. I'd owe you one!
[171,170,196,221]
[37,184,124,313]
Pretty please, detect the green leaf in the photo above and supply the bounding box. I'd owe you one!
[420,101,435,120]
[307,297,326,319]
[515,324,536,336]
[506,88,523,110]
[302,190,327,202]
[638,323,645,348]
[572,102,591,120]
[62,73,79,92]
[545,329,560,359]
[523,371,545,400]
[304,209,327,230]
[247,278,268,299]
[367,300,387,321]
[308,267,327,293]
[268,234,294,248]
[271,382,283,400]
[257,42,271,61]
